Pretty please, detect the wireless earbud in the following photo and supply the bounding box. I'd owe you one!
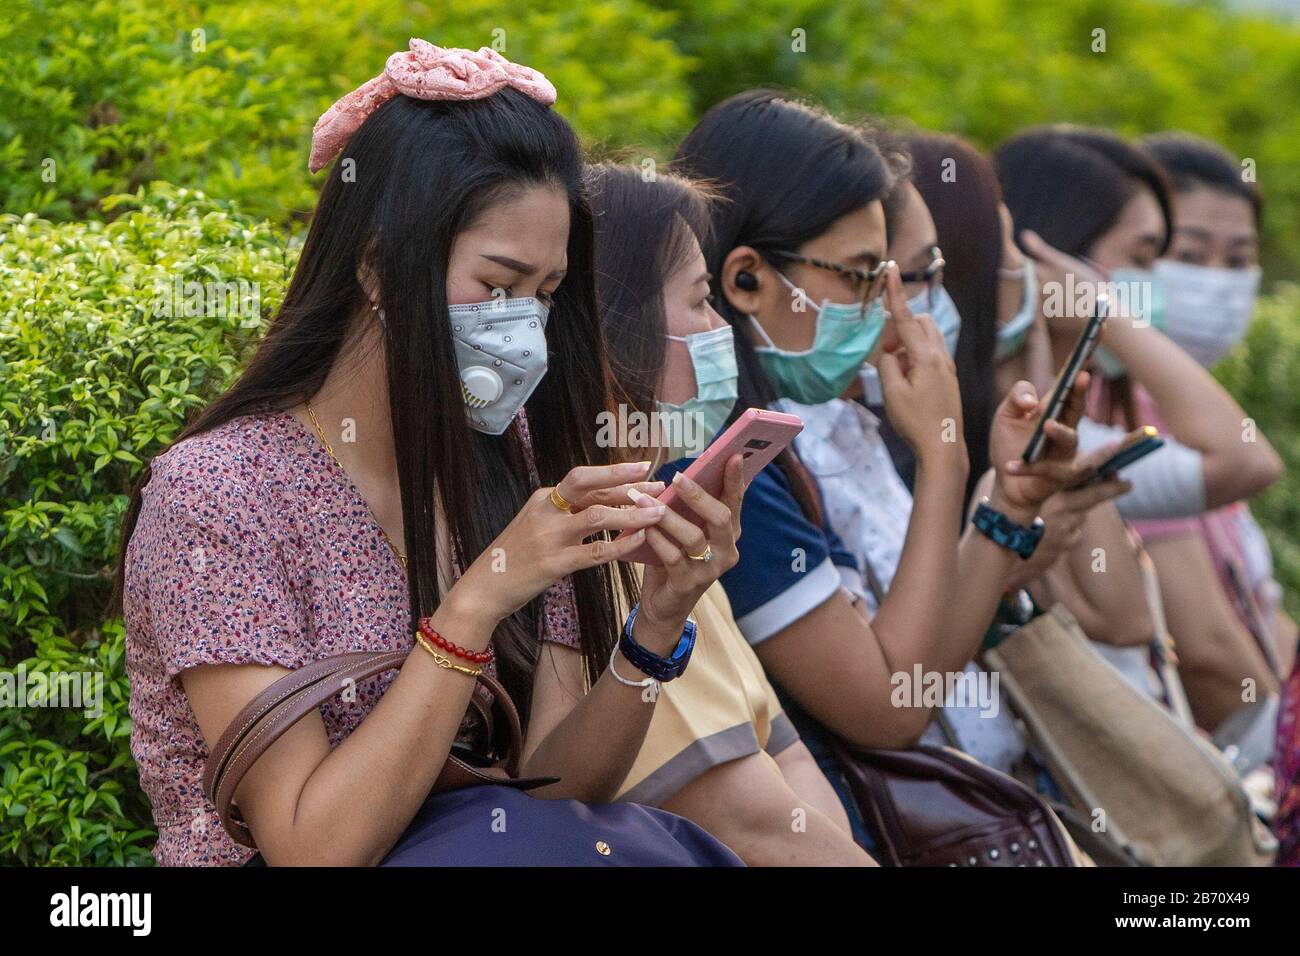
[735,270,759,292]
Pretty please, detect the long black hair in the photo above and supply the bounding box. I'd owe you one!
[585,163,719,423]
[906,131,1004,505]
[112,89,633,716]
[671,90,898,522]
[994,124,1173,260]
[1141,132,1262,224]
[994,125,1173,430]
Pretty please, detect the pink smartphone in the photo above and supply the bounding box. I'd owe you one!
[616,407,804,566]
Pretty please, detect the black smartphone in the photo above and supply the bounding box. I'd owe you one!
[1021,293,1109,463]
[1066,426,1165,489]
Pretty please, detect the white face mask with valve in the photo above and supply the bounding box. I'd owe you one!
[449,296,550,435]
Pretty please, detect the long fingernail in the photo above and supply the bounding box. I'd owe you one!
[627,487,659,507]
[622,461,652,476]
[671,471,696,490]
[1006,460,1023,474]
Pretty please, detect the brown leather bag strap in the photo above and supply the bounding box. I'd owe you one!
[201,651,402,803]
[202,650,524,848]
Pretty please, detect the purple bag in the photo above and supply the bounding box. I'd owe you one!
[379,785,744,867]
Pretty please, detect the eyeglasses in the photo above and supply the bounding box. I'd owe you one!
[764,249,893,318]
[898,246,945,310]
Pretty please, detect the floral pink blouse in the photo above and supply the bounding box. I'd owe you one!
[123,410,580,866]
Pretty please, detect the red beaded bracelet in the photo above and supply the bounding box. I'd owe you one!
[417,618,493,665]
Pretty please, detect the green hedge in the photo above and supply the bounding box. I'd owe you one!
[654,0,1300,281]
[0,0,694,226]
[9,1,1300,276]
[0,184,296,863]
[3,0,1300,865]
[1215,283,1300,620]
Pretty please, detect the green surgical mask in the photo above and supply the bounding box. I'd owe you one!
[750,271,887,404]
[656,325,739,461]
[1093,267,1168,379]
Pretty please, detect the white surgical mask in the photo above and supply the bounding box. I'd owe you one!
[1153,259,1261,367]
[908,285,963,357]
[450,296,550,435]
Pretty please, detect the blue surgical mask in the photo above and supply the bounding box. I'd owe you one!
[657,325,739,461]
[908,285,962,357]
[750,271,887,405]
[995,257,1038,362]
[450,296,550,434]
[1092,267,1168,379]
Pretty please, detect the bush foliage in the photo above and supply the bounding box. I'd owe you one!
[2,0,1298,864]
[0,0,693,226]
[0,185,296,863]
[1215,284,1300,619]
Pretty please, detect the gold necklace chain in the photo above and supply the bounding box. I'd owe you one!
[304,400,408,569]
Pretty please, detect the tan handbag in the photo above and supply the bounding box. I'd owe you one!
[201,650,557,849]
[984,602,1276,866]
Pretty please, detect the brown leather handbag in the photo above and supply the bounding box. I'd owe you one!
[831,742,1082,867]
[201,650,556,849]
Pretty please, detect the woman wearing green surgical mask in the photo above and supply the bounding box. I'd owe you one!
[997,126,1285,738]
[839,132,1150,775]
[670,91,1090,848]
[587,163,875,865]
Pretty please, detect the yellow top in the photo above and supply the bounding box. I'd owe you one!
[616,579,798,806]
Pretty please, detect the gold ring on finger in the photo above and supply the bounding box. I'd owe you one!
[685,544,713,563]
[549,487,573,513]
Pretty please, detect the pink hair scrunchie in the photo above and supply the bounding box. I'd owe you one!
[308,38,558,173]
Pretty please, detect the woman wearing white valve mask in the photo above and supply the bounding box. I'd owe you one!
[587,163,875,865]
[113,42,745,867]
[996,126,1285,737]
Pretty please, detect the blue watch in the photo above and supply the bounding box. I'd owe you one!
[618,604,697,682]
[972,498,1045,560]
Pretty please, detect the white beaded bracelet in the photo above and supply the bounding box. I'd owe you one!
[608,642,661,696]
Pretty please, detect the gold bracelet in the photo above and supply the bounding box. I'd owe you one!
[414,632,483,678]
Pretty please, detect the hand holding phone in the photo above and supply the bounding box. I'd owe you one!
[616,407,803,566]
[1065,426,1164,490]
[1022,306,1107,464]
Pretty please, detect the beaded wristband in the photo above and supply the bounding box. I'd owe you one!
[417,618,493,664]
[414,632,482,678]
